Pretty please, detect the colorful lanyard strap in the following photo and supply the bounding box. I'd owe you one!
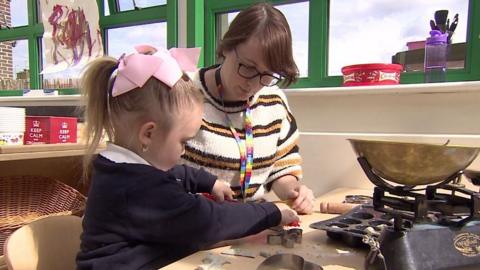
[215,67,254,200]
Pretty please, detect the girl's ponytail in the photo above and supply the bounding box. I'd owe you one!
[81,57,117,182]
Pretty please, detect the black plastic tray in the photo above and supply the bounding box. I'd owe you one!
[310,205,395,248]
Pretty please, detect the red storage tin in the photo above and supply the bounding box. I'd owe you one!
[341,63,403,86]
[24,116,77,144]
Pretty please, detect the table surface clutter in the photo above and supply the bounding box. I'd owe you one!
[162,188,372,270]
[162,187,480,270]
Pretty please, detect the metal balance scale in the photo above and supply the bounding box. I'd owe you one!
[350,139,480,270]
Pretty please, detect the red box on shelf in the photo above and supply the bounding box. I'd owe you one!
[24,116,77,144]
[341,63,403,86]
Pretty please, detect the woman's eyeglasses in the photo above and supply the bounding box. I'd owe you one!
[234,49,282,87]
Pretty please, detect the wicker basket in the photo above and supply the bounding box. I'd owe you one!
[0,175,86,255]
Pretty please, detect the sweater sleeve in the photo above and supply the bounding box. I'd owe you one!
[124,178,281,248]
[264,92,303,189]
[168,165,217,193]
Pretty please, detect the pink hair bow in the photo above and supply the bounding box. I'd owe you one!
[111,45,201,97]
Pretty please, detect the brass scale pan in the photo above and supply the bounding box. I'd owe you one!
[349,139,480,186]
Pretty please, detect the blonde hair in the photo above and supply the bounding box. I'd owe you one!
[217,3,298,87]
[81,56,203,181]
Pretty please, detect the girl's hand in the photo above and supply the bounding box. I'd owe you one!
[274,202,299,226]
[211,180,234,202]
[272,176,315,214]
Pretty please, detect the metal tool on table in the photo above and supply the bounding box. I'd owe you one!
[220,247,256,258]
[256,253,323,270]
[267,227,303,248]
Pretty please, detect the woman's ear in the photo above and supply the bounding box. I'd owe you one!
[138,121,157,150]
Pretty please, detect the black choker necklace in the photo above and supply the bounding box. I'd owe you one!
[214,66,223,96]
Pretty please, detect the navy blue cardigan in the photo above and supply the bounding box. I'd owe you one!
[76,156,281,269]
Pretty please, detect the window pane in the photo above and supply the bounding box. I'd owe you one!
[219,2,309,78]
[118,0,166,12]
[0,40,29,90]
[40,38,82,89]
[329,0,469,75]
[107,22,167,58]
[3,0,28,27]
[104,0,110,16]
[276,2,309,78]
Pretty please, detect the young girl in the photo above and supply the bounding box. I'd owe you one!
[76,45,299,270]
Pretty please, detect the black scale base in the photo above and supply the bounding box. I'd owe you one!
[359,156,480,270]
[378,222,480,270]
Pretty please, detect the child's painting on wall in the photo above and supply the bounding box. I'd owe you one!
[40,0,103,74]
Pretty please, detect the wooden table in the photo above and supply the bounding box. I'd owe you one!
[162,188,372,270]
[0,255,6,270]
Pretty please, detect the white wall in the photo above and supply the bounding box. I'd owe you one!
[285,82,480,196]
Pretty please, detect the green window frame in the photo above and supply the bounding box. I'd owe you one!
[101,0,177,49]
[187,0,205,67]
[201,0,480,88]
[0,1,43,89]
[0,0,178,90]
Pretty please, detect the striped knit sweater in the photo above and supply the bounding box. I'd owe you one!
[181,66,303,200]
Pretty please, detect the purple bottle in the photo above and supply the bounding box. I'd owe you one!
[424,30,448,83]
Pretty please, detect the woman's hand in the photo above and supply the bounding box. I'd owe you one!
[290,184,315,214]
[271,176,315,214]
[211,180,234,202]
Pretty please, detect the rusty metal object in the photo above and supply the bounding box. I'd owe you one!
[349,139,480,185]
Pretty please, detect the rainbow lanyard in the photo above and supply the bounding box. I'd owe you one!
[215,67,254,200]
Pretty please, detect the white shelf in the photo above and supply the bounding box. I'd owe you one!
[0,95,82,107]
[284,81,480,96]
[0,81,479,107]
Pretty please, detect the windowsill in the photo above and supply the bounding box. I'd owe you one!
[0,81,478,107]
[0,94,82,106]
[0,143,105,161]
[284,81,480,96]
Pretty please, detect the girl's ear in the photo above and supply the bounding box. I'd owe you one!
[138,121,157,149]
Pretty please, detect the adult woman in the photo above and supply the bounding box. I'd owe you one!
[182,3,314,214]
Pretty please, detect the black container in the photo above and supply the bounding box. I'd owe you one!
[310,204,406,248]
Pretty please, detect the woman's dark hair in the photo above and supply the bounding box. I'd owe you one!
[216,3,299,87]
